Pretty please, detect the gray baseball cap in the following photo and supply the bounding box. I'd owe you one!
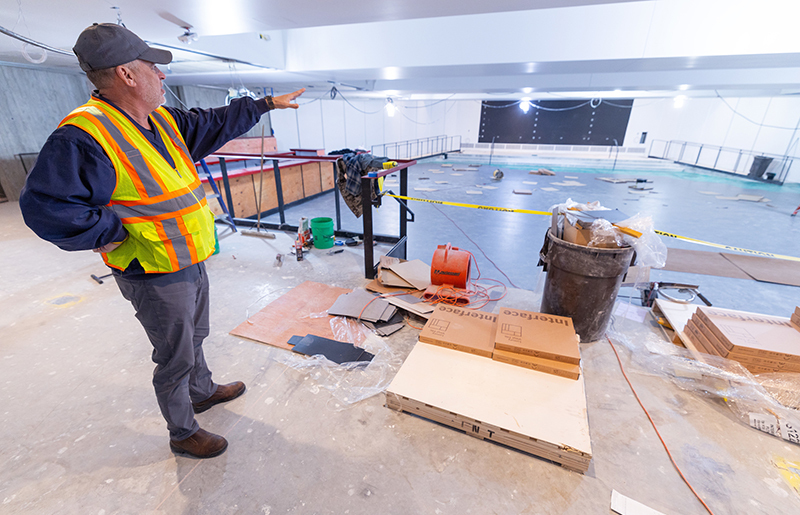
[73,23,172,72]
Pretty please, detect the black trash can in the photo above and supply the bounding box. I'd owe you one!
[748,156,773,179]
[539,229,635,342]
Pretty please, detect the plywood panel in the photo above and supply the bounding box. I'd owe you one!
[662,248,751,280]
[217,136,277,154]
[321,161,336,190]
[302,163,322,196]
[721,253,800,287]
[387,342,592,457]
[229,281,353,350]
[280,164,305,204]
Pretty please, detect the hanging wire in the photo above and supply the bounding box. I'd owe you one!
[163,83,190,110]
[479,100,594,112]
[336,88,386,114]
[715,90,798,130]
[403,94,457,108]
[602,100,635,109]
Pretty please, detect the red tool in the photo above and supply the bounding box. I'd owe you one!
[430,243,471,288]
[424,243,472,305]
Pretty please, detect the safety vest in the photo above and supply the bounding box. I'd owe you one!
[59,97,215,273]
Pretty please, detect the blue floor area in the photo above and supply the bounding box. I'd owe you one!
[260,156,800,317]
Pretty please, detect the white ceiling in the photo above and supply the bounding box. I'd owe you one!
[1,0,799,101]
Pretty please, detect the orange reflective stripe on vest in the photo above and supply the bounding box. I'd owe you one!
[59,98,215,273]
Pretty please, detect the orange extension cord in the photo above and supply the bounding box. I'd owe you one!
[606,335,715,515]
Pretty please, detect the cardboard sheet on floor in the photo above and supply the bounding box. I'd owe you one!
[662,248,751,280]
[327,289,396,323]
[229,281,350,350]
[386,342,592,472]
[290,334,374,364]
[384,259,431,290]
[720,253,800,287]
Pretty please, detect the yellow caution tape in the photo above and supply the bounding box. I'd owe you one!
[653,230,800,263]
[384,193,800,263]
[384,193,552,216]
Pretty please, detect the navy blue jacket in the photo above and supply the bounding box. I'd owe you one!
[19,95,268,273]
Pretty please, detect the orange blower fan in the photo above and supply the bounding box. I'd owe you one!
[424,243,472,304]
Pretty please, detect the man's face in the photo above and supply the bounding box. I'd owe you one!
[136,60,166,110]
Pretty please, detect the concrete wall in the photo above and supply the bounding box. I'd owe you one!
[0,64,90,200]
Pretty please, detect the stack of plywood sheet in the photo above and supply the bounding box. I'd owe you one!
[684,306,800,374]
[386,342,592,473]
[492,308,581,380]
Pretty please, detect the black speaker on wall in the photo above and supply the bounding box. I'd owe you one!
[478,99,633,146]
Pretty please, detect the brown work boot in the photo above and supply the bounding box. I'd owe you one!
[169,428,228,459]
[192,381,246,414]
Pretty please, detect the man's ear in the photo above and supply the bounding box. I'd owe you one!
[115,63,137,87]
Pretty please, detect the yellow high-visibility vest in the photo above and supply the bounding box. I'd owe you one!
[60,97,215,273]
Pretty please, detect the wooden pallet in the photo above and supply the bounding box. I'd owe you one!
[386,343,592,473]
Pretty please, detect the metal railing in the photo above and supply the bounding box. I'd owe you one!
[648,139,794,184]
[372,135,461,159]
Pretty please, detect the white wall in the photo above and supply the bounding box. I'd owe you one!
[269,97,482,154]
[624,95,800,183]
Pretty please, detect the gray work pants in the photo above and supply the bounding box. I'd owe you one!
[114,262,217,441]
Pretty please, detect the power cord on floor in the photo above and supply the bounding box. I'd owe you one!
[606,335,716,515]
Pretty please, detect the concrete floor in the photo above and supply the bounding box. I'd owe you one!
[2,155,800,514]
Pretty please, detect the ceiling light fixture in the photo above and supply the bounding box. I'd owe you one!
[178,27,199,44]
[385,98,396,117]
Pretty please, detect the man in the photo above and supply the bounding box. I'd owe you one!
[19,23,304,459]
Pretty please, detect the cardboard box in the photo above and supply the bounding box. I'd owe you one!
[419,304,496,358]
[695,307,800,364]
[494,308,580,365]
[492,348,580,380]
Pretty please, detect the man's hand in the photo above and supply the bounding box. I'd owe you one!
[272,88,305,109]
[93,235,127,254]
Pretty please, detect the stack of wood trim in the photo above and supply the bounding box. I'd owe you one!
[684,306,800,374]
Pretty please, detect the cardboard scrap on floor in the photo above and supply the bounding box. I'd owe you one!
[530,168,556,176]
[380,258,431,291]
[610,490,666,515]
[386,342,592,473]
[513,189,533,195]
[327,288,397,323]
[597,177,637,183]
[290,334,374,364]
[229,281,352,351]
[523,180,538,185]
[385,294,434,319]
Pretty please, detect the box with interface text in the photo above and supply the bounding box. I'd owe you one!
[419,305,496,358]
[494,308,580,365]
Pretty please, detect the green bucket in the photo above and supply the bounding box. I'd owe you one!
[310,217,334,249]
